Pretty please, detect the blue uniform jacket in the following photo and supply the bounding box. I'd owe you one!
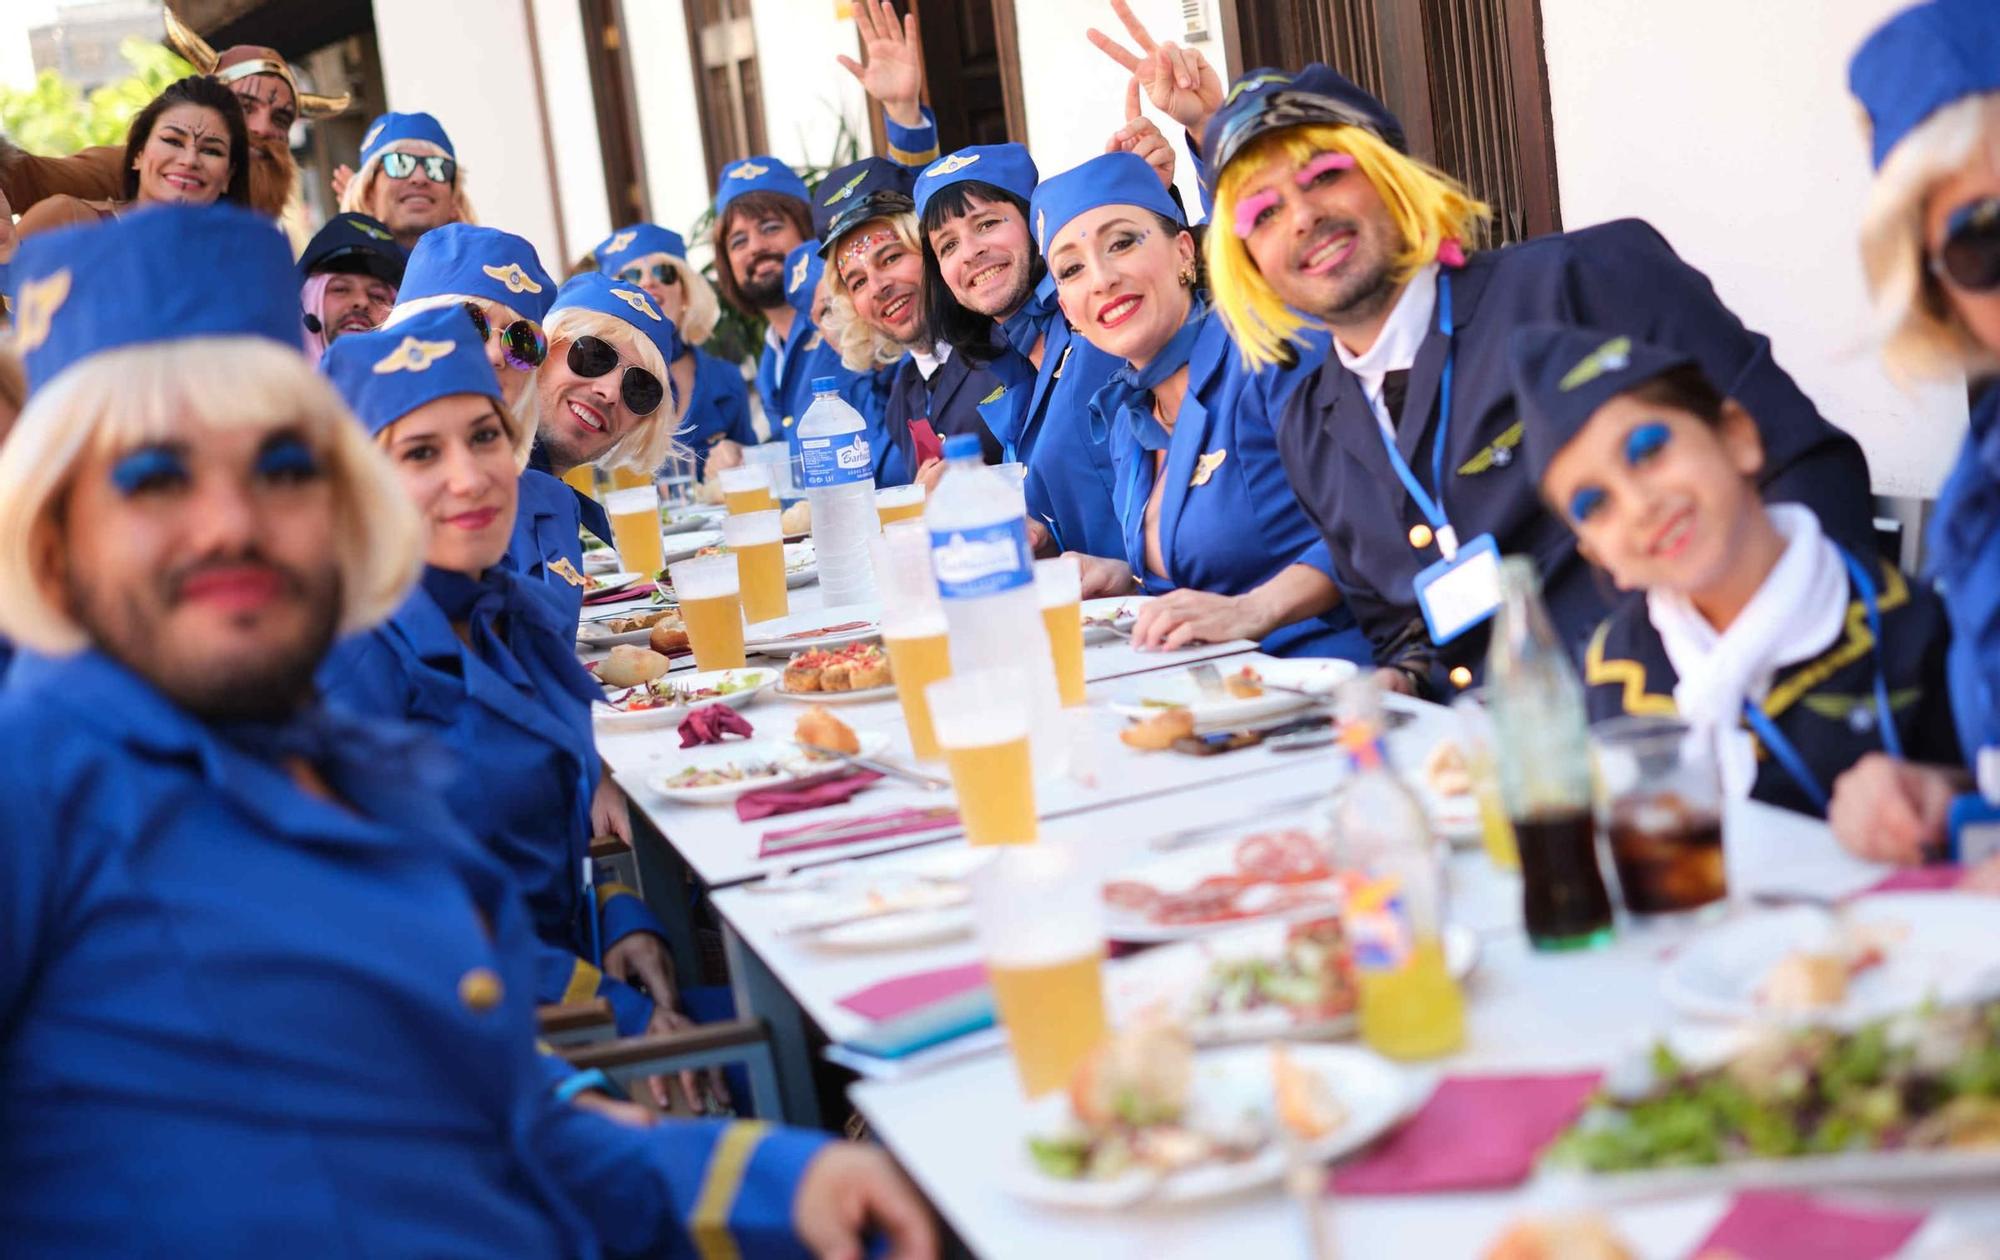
[1929,385,2000,760]
[0,651,825,1258]
[977,281,1125,557]
[1097,313,1369,660]
[756,320,896,493]
[880,347,1004,486]
[319,575,665,1035]
[1275,218,1876,695]
[676,346,758,479]
[507,456,611,635]
[1582,554,1960,817]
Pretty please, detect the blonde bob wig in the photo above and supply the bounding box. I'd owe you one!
[524,307,689,476]
[340,139,478,227]
[617,250,722,347]
[1858,92,2000,385]
[0,337,422,655]
[380,294,538,468]
[1207,122,1489,371]
[824,213,924,373]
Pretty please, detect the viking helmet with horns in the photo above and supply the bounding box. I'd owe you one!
[163,6,351,119]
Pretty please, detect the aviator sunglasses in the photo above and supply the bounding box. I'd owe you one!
[1932,196,2000,292]
[617,262,680,288]
[381,151,457,184]
[461,303,548,372]
[567,335,666,416]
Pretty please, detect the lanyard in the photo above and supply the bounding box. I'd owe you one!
[1739,546,1906,813]
[1376,275,1460,558]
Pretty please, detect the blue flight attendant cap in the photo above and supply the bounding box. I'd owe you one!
[548,271,684,368]
[594,222,687,274]
[1506,322,1697,487]
[13,203,301,391]
[784,239,825,316]
[358,110,456,169]
[320,306,503,438]
[912,143,1040,217]
[715,155,810,216]
[398,223,556,322]
[815,158,917,256]
[1849,0,2000,170]
[298,211,407,284]
[1027,152,1182,257]
[1201,64,1408,175]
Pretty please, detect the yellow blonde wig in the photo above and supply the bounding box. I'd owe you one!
[824,213,925,372]
[525,307,689,476]
[0,337,422,654]
[1858,92,2000,385]
[340,139,478,228]
[1207,123,1490,370]
[618,251,722,347]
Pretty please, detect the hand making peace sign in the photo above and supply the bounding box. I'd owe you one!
[1087,0,1226,138]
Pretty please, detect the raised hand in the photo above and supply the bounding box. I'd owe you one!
[1106,78,1177,190]
[836,0,926,130]
[1086,0,1224,136]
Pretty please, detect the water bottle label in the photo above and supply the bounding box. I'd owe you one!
[1347,878,1412,973]
[799,433,873,487]
[929,519,1031,599]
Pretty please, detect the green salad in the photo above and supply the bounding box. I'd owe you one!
[1551,1002,2000,1172]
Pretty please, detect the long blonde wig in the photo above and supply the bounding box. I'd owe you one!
[1207,123,1490,370]
[0,337,422,654]
[616,251,722,347]
[824,213,923,373]
[524,307,689,476]
[340,139,479,228]
[1858,92,2000,385]
[381,294,537,467]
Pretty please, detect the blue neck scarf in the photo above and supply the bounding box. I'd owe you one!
[998,272,1060,360]
[211,703,458,805]
[422,566,603,707]
[1099,301,1206,448]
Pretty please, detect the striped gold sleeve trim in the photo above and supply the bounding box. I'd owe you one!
[886,141,940,167]
[692,1121,772,1260]
[564,959,602,1005]
[595,881,641,908]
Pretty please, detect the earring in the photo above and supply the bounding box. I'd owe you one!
[1178,265,1196,287]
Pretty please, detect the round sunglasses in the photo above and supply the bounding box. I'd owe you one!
[617,262,681,288]
[567,335,667,416]
[381,151,457,185]
[1932,196,2000,293]
[461,303,547,371]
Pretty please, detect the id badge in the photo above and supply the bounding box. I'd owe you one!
[1413,531,1501,646]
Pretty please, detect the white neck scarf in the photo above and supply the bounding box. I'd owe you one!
[1647,503,1848,800]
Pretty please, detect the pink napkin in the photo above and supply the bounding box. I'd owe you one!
[1689,1190,1925,1260]
[1858,864,1964,896]
[837,961,987,1021]
[735,768,884,821]
[582,580,652,605]
[679,704,754,747]
[1330,1072,1601,1194]
[756,805,959,858]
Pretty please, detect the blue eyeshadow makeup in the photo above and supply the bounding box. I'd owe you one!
[109,446,188,495]
[256,435,322,480]
[1568,485,1606,523]
[1623,422,1671,465]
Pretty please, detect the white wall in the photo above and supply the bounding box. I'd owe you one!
[749,3,870,177]
[621,0,710,254]
[1011,0,1229,218]
[1540,0,1968,498]
[530,0,613,265]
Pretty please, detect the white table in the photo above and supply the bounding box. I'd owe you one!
[842,800,2000,1258]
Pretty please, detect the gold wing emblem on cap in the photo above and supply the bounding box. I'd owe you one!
[546,556,588,588]
[1189,449,1229,488]
[926,152,980,178]
[731,161,769,180]
[606,230,636,254]
[362,121,385,151]
[611,287,661,320]
[351,219,393,240]
[1223,72,1291,106]
[1456,420,1525,476]
[789,253,811,293]
[823,171,868,206]
[482,263,544,295]
[373,336,457,374]
[1801,689,1919,723]
[980,384,1006,405]
[1557,335,1633,392]
[14,269,71,353]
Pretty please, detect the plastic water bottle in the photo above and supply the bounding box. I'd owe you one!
[925,434,1063,773]
[797,376,878,608]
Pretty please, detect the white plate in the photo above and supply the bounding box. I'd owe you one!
[591,667,775,732]
[582,547,623,575]
[648,739,796,804]
[785,541,818,589]
[1080,595,1151,645]
[773,848,987,951]
[1107,654,1359,728]
[660,511,712,536]
[744,605,884,655]
[1100,822,1345,944]
[1661,892,2000,1029]
[1006,1043,1427,1209]
[584,570,643,597]
[662,529,725,564]
[1110,920,1480,1044]
[777,728,892,772]
[576,611,678,648]
[1550,1145,2000,1205]
[772,681,899,705]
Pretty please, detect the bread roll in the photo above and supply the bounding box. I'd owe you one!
[780,499,812,535]
[598,644,673,688]
[648,617,691,656]
[795,706,859,755]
